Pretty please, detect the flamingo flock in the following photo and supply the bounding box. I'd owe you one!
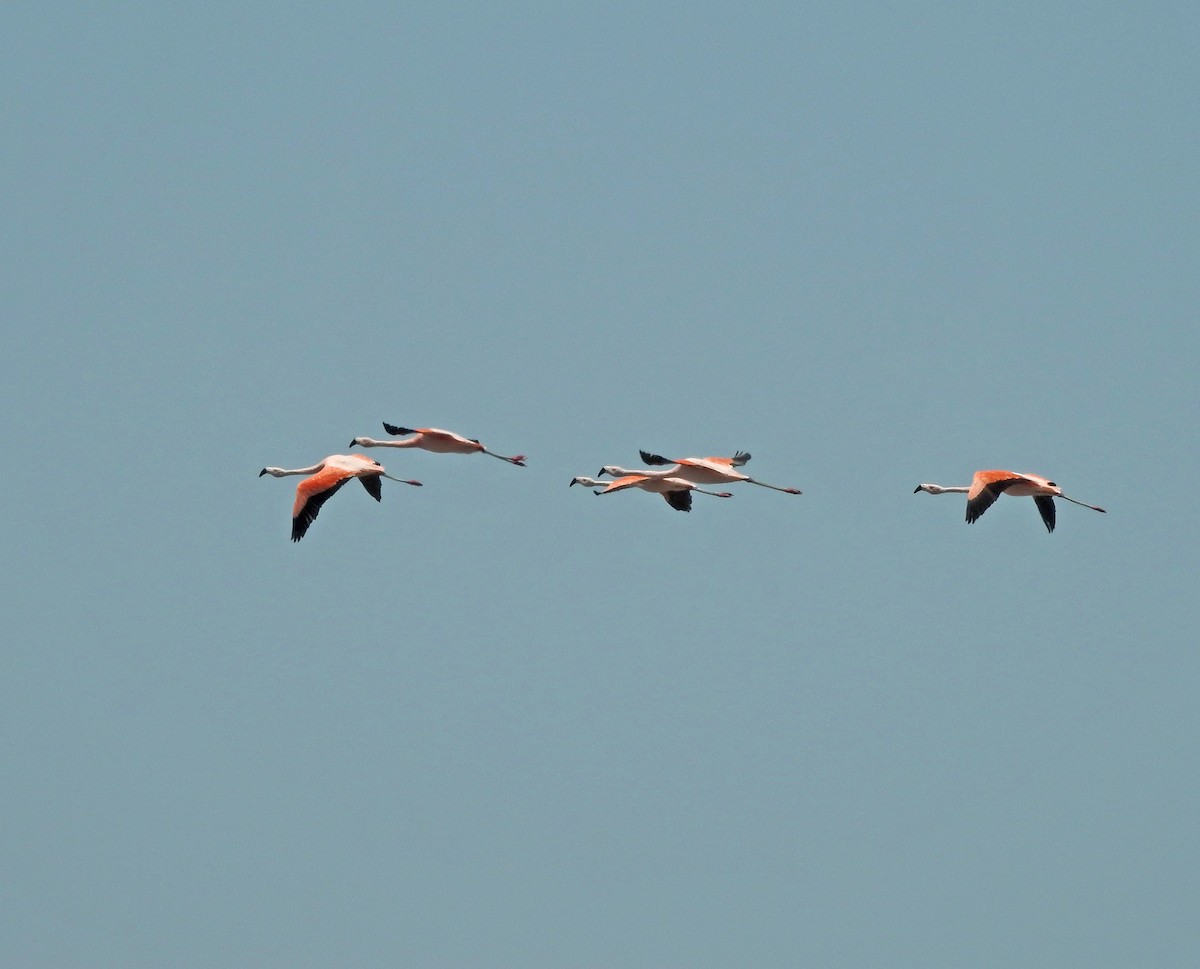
[261,423,523,541]
[261,421,1106,540]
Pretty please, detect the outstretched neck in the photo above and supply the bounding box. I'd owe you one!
[915,483,969,495]
[260,462,324,477]
[601,465,668,477]
[351,436,415,449]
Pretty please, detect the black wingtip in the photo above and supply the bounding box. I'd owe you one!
[640,450,669,465]
[382,422,415,436]
[1034,495,1056,533]
[663,489,693,512]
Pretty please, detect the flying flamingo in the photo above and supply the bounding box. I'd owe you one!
[259,453,422,541]
[633,450,802,494]
[349,423,526,466]
[914,470,1106,533]
[569,474,734,512]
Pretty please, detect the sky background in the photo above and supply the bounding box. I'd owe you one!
[4,2,1198,966]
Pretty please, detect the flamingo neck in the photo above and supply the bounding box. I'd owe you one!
[265,462,324,477]
[355,437,416,449]
[603,465,670,477]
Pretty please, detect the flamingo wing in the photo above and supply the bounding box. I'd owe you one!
[420,429,458,443]
[1033,495,1056,533]
[965,471,1022,525]
[291,467,353,541]
[359,474,383,502]
[662,489,693,512]
[599,475,643,494]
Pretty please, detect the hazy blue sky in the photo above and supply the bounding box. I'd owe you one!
[4,2,1198,966]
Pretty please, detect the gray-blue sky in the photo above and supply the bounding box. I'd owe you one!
[4,3,1197,966]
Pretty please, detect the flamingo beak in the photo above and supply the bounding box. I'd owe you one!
[258,468,268,476]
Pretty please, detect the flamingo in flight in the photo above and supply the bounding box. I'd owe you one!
[570,474,733,512]
[633,450,802,494]
[914,470,1106,533]
[259,453,422,541]
[349,423,526,466]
